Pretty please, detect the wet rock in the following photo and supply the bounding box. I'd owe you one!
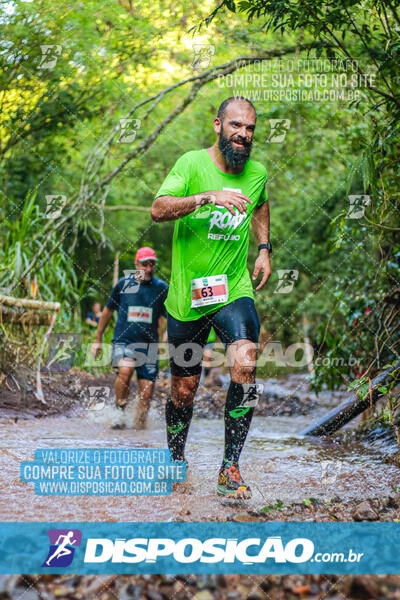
[247,590,264,600]
[224,575,241,587]
[175,575,197,586]
[0,575,20,595]
[349,575,384,599]
[159,585,175,597]
[119,584,143,600]
[232,513,260,522]
[309,583,320,594]
[292,585,311,595]
[146,589,164,600]
[81,574,115,597]
[11,589,39,600]
[193,591,214,600]
[330,495,343,503]
[216,575,226,588]
[352,501,379,521]
[196,575,217,590]
[387,493,400,508]
[259,579,271,592]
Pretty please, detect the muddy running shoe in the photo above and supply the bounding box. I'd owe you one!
[115,399,127,410]
[217,461,252,499]
[111,405,127,430]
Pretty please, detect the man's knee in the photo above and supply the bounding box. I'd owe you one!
[117,367,134,384]
[229,340,257,381]
[171,375,199,407]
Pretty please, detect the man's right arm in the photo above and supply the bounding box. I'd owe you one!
[95,306,114,341]
[151,190,252,222]
[91,306,114,358]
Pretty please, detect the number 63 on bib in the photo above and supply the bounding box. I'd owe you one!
[190,274,229,308]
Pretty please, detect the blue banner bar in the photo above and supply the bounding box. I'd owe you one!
[0,522,399,574]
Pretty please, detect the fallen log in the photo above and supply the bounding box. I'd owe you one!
[301,360,400,436]
[0,294,59,311]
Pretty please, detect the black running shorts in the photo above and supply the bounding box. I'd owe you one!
[167,297,260,377]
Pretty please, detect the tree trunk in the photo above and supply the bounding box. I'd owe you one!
[301,361,400,436]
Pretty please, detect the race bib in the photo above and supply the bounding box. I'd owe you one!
[127,306,153,323]
[190,274,228,308]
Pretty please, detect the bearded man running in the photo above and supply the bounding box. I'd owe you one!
[151,96,271,499]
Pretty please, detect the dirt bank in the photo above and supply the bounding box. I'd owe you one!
[0,369,325,420]
[1,573,400,600]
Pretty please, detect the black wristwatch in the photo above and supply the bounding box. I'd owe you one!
[258,243,272,254]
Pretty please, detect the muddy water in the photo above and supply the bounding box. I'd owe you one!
[0,387,399,522]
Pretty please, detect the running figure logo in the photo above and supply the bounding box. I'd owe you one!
[266,119,291,143]
[39,45,62,69]
[229,384,263,417]
[275,270,299,294]
[347,195,370,219]
[121,269,143,293]
[191,44,215,71]
[42,529,82,567]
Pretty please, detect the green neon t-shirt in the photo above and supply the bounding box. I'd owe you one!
[156,149,268,321]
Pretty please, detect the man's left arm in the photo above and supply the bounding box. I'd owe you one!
[251,195,272,291]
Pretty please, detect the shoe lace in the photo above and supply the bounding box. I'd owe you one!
[225,464,242,483]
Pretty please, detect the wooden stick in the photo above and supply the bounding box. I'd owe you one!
[301,361,400,436]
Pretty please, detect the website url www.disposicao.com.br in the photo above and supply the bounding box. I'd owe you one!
[83,537,364,565]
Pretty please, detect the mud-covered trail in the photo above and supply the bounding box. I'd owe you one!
[1,371,399,523]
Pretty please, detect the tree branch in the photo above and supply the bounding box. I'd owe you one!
[13,43,326,282]
[82,43,325,204]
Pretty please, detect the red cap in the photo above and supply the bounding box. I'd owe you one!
[135,246,158,262]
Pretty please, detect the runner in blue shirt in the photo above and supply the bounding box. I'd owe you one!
[91,247,168,428]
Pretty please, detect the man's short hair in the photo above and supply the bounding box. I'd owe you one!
[217,96,256,121]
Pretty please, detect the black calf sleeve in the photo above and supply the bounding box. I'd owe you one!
[166,396,193,461]
[223,381,257,465]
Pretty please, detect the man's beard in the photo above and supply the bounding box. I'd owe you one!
[218,123,252,167]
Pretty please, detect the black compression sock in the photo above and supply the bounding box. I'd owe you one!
[223,381,257,465]
[166,396,193,461]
